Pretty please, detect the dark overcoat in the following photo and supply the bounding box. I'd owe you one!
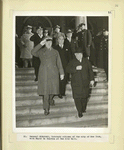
[64,38,73,61]
[54,45,69,95]
[32,47,64,95]
[30,33,44,67]
[54,45,69,72]
[102,36,108,79]
[66,57,94,99]
[77,29,92,57]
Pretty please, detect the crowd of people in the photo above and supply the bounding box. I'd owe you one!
[16,23,108,117]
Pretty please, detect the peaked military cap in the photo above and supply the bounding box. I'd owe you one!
[45,36,53,41]
[55,25,60,29]
[67,29,73,33]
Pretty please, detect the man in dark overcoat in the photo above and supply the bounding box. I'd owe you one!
[31,36,64,115]
[30,26,44,81]
[64,29,73,61]
[66,47,94,118]
[54,35,69,99]
[76,23,92,57]
[101,29,109,81]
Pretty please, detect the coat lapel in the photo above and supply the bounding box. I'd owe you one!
[74,57,86,67]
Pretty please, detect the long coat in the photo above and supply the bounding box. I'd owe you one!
[54,45,69,72]
[77,30,92,57]
[66,57,94,99]
[20,33,34,59]
[64,38,73,61]
[32,47,64,95]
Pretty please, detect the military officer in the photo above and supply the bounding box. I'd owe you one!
[30,26,44,81]
[76,23,92,57]
[31,36,64,115]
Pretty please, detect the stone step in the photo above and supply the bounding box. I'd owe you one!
[16,87,108,97]
[16,72,106,78]
[67,88,108,94]
[16,101,108,116]
[16,109,108,127]
[16,91,108,98]
[16,68,105,74]
[16,94,108,107]
[16,90,108,98]
[16,95,108,107]
[15,76,107,82]
[43,118,108,127]
[16,106,108,121]
[16,94,108,101]
[16,80,108,87]
[16,82,108,92]
[16,74,36,79]
[16,82,108,91]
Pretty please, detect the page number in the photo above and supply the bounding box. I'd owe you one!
[108,11,111,14]
[115,4,118,7]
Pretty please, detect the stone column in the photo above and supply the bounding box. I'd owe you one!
[75,16,87,29]
[60,17,66,33]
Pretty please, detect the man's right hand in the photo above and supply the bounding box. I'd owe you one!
[76,65,82,70]
[40,38,46,46]
[60,74,64,80]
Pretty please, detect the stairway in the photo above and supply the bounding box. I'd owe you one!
[16,67,108,127]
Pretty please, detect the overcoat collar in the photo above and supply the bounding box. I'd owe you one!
[74,57,86,66]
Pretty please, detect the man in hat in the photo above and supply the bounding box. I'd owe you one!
[64,29,74,82]
[52,25,65,46]
[66,47,94,118]
[76,23,92,58]
[30,26,44,81]
[54,35,69,99]
[20,25,34,68]
[64,29,74,59]
[31,36,64,115]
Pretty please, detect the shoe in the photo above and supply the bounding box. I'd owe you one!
[62,94,66,96]
[92,65,97,68]
[58,94,63,99]
[78,112,83,118]
[35,78,38,81]
[50,100,55,106]
[44,109,50,116]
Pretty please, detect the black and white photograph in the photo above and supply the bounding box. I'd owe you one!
[14,12,111,132]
